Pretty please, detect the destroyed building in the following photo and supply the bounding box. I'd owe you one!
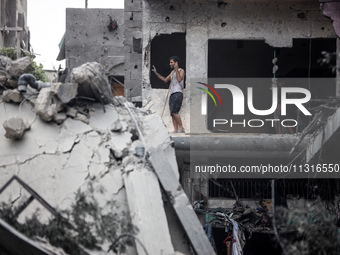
[60,0,340,253]
[1,0,340,254]
[0,59,216,254]
[0,0,30,55]
[0,2,214,255]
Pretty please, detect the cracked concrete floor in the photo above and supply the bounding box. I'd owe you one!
[0,92,181,254]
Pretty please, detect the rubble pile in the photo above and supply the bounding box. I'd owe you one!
[0,56,31,89]
[0,60,188,254]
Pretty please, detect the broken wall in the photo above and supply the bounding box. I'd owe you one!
[0,0,29,52]
[65,8,125,78]
[124,0,143,104]
[142,0,338,133]
[0,89,185,254]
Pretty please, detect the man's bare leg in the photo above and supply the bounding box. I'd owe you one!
[171,114,179,132]
[172,113,184,132]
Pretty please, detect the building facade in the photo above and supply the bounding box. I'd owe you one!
[0,0,30,54]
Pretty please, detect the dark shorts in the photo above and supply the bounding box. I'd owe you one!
[169,92,183,115]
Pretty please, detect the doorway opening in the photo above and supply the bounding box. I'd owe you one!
[109,76,124,97]
[150,33,186,89]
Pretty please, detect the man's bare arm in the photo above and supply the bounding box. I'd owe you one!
[152,65,171,83]
[174,63,185,83]
[175,69,185,83]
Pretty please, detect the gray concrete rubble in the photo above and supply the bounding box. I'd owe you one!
[2,89,24,103]
[0,62,203,254]
[71,62,114,104]
[35,83,78,122]
[0,56,31,89]
[10,57,32,78]
[3,117,31,140]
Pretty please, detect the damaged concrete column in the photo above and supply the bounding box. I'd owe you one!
[124,0,143,104]
[123,159,175,254]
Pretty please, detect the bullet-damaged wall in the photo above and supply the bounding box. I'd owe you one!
[65,8,125,77]
[124,0,143,103]
[142,0,338,133]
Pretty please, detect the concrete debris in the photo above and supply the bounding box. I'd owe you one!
[51,83,78,104]
[10,57,31,78]
[109,131,132,158]
[3,117,31,140]
[74,112,89,124]
[0,56,31,89]
[65,107,78,118]
[35,83,78,122]
[53,113,67,124]
[70,62,114,104]
[0,55,12,71]
[123,163,175,255]
[35,88,58,122]
[2,89,24,103]
[110,118,123,132]
[150,147,216,255]
[0,61,203,254]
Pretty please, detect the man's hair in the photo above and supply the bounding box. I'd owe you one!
[169,56,180,64]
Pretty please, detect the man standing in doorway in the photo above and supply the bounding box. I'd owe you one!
[152,56,185,133]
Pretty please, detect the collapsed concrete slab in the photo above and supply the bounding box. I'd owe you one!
[0,70,207,254]
[0,60,216,254]
[123,161,175,255]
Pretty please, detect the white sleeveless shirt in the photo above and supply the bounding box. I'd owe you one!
[170,68,184,95]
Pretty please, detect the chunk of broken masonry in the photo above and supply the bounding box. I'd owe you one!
[66,107,78,118]
[51,82,78,104]
[35,83,78,122]
[2,89,24,103]
[70,62,114,104]
[10,57,31,78]
[3,117,31,140]
[110,119,122,132]
[53,113,67,124]
[0,56,32,89]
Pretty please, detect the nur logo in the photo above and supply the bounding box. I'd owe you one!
[196,82,223,115]
[197,82,312,117]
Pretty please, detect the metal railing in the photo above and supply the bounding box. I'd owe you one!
[209,178,334,200]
